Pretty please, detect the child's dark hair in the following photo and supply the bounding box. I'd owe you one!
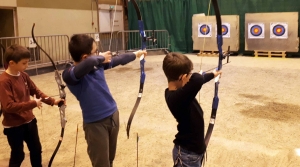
[4,44,31,65]
[69,34,95,62]
[162,52,193,82]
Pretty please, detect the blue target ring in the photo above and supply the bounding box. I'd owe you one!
[250,25,263,36]
[272,24,285,36]
[199,24,210,35]
[222,25,229,35]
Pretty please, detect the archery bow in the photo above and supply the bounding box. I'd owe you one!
[31,23,67,167]
[204,0,227,146]
[126,0,146,139]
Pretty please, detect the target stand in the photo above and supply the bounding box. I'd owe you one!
[197,50,219,57]
[254,50,286,58]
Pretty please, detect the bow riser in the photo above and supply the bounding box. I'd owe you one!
[138,20,146,84]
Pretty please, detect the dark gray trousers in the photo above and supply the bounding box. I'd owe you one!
[83,110,119,167]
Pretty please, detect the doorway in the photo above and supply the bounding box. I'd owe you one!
[0,8,16,71]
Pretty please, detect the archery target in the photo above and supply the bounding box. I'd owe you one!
[198,23,212,37]
[248,23,265,39]
[215,23,230,38]
[270,23,288,39]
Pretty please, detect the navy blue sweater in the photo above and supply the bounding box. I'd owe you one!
[62,53,136,123]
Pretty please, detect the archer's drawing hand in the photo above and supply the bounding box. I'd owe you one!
[34,94,42,109]
[100,51,112,63]
[133,50,147,59]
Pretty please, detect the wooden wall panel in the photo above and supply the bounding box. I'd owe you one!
[17,0,92,10]
[192,15,240,52]
[245,12,299,52]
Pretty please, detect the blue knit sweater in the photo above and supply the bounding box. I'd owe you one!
[62,53,136,123]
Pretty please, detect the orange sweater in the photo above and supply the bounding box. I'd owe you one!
[0,72,54,127]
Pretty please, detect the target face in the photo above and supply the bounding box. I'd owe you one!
[273,25,285,36]
[270,23,288,39]
[200,24,210,35]
[198,23,212,37]
[215,23,230,38]
[248,23,265,39]
[222,25,229,35]
[250,25,263,36]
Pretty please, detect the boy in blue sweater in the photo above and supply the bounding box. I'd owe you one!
[62,34,146,167]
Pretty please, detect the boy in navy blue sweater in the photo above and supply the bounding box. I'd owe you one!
[62,34,146,167]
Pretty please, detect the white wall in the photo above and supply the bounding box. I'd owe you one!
[0,0,16,7]
[17,7,99,37]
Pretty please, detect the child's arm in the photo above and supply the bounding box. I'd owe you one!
[203,72,216,84]
[102,52,137,70]
[174,73,215,104]
[74,56,106,77]
[201,70,222,84]
[102,50,146,69]
[0,81,37,113]
[25,73,55,106]
[62,55,106,85]
[175,71,221,104]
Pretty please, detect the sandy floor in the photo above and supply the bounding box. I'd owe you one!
[0,54,300,167]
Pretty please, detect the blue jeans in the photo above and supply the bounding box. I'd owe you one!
[172,145,203,167]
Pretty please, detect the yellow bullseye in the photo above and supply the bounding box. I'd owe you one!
[276,28,282,33]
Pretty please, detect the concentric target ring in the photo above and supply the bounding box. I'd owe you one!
[272,24,285,36]
[250,25,263,36]
[221,25,229,35]
[199,24,210,35]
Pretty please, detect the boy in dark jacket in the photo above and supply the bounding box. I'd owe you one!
[162,52,221,167]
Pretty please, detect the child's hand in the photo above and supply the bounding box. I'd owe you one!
[34,95,42,109]
[133,50,147,59]
[54,99,66,107]
[213,70,222,78]
[100,51,112,63]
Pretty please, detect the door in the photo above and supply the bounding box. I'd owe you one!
[0,8,16,71]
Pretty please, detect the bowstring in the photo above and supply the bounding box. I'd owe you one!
[94,0,104,52]
[40,104,48,164]
[199,0,212,103]
[109,0,118,51]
